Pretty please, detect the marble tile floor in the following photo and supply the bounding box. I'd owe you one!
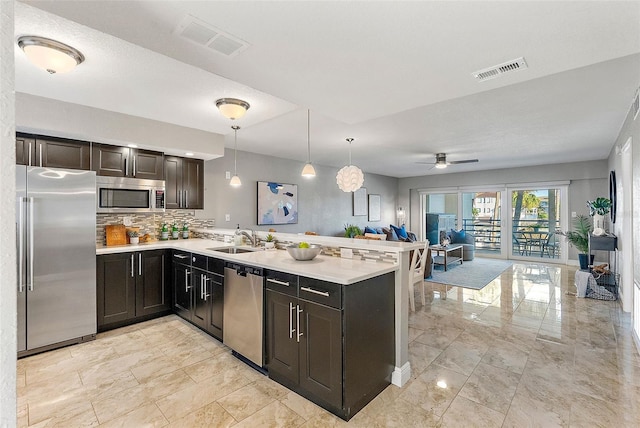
[16,262,640,427]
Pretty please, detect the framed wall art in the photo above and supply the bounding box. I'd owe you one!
[368,194,381,221]
[257,181,298,225]
[353,187,367,216]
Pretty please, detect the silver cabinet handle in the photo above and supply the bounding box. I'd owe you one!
[28,142,32,166]
[138,253,142,276]
[267,278,290,287]
[28,197,34,292]
[289,302,295,339]
[200,275,204,299]
[185,190,188,208]
[18,197,25,293]
[203,277,210,301]
[131,254,134,277]
[174,254,188,259]
[296,305,303,342]
[133,156,136,177]
[39,144,43,167]
[300,286,330,297]
[185,270,191,291]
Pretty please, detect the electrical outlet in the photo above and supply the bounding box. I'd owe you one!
[225,214,231,221]
[123,216,133,226]
[572,211,577,218]
[225,171,231,179]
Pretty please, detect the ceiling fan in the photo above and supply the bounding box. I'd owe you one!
[418,153,479,169]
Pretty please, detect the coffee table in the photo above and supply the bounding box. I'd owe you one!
[430,244,463,271]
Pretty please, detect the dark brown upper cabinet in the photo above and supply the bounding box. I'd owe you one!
[92,143,163,180]
[16,134,90,170]
[164,156,204,209]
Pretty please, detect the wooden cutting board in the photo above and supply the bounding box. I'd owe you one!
[105,225,127,246]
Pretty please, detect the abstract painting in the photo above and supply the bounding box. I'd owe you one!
[257,181,298,225]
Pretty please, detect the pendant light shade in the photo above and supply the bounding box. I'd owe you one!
[336,138,364,192]
[301,109,316,178]
[230,125,242,187]
[216,98,250,120]
[18,36,85,74]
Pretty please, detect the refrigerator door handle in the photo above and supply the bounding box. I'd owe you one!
[28,197,34,291]
[18,197,25,292]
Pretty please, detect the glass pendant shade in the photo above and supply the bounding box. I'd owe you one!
[229,175,242,186]
[18,36,84,74]
[216,98,250,120]
[301,163,316,177]
[336,138,364,192]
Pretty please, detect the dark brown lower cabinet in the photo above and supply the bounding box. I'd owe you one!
[97,250,171,330]
[265,271,395,421]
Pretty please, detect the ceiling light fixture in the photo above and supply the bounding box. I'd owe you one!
[301,109,316,178]
[229,125,242,187]
[17,36,85,74]
[336,138,364,192]
[435,153,448,169]
[215,98,250,120]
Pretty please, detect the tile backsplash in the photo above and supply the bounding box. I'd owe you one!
[96,210,215,246]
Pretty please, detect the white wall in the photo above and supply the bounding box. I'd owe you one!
[201,148,399,236]
[0,1,17,425]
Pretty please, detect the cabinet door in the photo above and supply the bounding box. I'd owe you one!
[299,300,342,408]
[36,137,91,170]
[183,158,204,209]
[192,269,208,329]
[136,250,170,316]
[97,253,135,328]
[92,144,129,177]
[207,273,224,340]
[173,262,192,320]
[164,156,183,209]
[132,149,164,180]
[16,135,35,166]
[266,290,299,385]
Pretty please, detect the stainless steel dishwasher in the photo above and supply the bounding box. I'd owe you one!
[224,262,265,368]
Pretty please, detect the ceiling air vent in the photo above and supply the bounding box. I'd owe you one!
[175,15,249,57]
[633,88,639,120]
[472,57,528,82]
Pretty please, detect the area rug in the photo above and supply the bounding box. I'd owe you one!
[427,258,513,290]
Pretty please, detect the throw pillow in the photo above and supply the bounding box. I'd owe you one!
[364,226,378,234]
[390,224,408,239]
[406,231,417,242]
[375,227,384,234]
[449,229,466,243]
[382,227,399,241]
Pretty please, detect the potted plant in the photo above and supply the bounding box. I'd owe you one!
[344,224,363,238]
[264,233,276,249]
[127,230,140,245]
[587,197,611,230]
[556,214,592,269]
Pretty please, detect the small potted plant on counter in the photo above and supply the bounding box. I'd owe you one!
[127,230,140,245]
[264,233,276,249]
[344,224,363,239]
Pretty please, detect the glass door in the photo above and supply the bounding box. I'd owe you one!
[462,191,501,256]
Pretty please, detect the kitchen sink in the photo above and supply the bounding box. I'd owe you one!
[208,247,256,254]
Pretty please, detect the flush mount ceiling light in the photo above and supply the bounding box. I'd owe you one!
[301,109,316,178]
[17,36,85,74]
[229,125,242,187]
[215,98,250,120]
[336,138,364,192]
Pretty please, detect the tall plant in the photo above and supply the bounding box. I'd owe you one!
[586,197,611,216]
[556,214,591,254]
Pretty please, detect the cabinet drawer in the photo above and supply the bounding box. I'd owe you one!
[192,253,207,270]
[299,277,342,309]
[207,257,225,275]
[265,270,298,296]
[172,250,191,265]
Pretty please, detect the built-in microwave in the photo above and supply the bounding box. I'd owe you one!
[96,176,165,213]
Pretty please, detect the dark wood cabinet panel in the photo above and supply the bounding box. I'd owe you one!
[16,135,35,166]
[192,269,208,329]
[164,156,204,209]
[97,253,135,328]
[131,149,163,180]
[266,289,300,385]
[136,250,171,316]
[36,138,91,170]
[164,156,182,209]
[207,273,224,340]
[92,144,129,177]
[173,262,192,320]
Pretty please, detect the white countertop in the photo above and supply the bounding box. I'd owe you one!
[96,239,398,285]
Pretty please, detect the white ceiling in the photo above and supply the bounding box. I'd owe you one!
[15,1,640,178]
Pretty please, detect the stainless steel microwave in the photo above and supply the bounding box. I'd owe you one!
[96,176,165,213]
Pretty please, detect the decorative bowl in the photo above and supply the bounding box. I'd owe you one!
[286,244,322,261]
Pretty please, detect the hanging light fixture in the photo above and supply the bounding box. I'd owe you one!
[336,138,364,192]
[301,109,316,178]
[229,125,242,187]
[17,36,85,74]
[215,98,250,120]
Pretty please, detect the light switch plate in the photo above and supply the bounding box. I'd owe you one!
[225,214,231,221]
[340,248,353,259]
[225,171,231,179]
[123,216,133,226]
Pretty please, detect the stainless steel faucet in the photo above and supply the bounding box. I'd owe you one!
[239,230,257,247]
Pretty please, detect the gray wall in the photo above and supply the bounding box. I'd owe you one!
[200,149,399,236]
[398,160,608,259]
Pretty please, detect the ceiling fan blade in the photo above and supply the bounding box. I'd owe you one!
[448,159,479,164]
[415,161,436,165]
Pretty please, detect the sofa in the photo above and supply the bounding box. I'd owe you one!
[441,229,475,261]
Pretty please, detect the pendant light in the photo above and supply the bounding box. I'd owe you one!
[229,125,242,187]
[216,98,250,120]
[336,138,364,192]
[301,109,316,178]
[17,36,85,74]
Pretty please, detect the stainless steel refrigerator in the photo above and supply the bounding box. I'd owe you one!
[16,165,97,356]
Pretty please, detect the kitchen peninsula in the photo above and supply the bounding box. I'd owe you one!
[97,232,420,419]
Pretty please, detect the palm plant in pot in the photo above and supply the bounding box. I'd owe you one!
[556,214,592,270]
[586,197,611,231]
